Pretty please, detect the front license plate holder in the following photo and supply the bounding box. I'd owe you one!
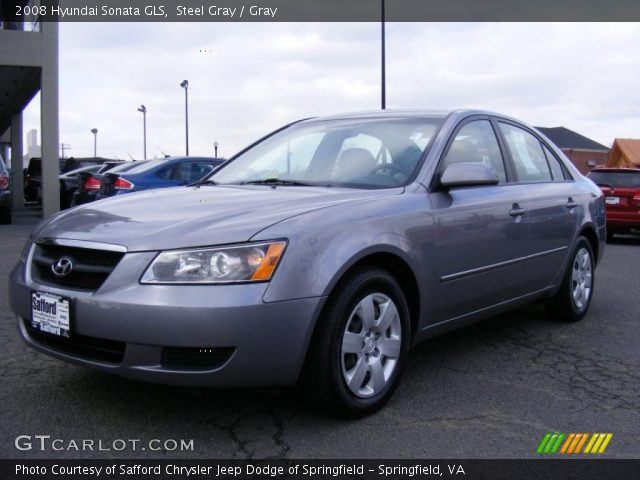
[31,291,72,338]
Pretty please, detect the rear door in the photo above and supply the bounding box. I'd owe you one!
[497,121,578,292]
[429,117,529,322]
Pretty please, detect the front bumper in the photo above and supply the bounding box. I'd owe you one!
[9,254,325,387]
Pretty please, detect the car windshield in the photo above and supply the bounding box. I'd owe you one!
[588,170,640,188]
[61,165,101,177]
[122,160,166,174]
[108,161,147,173]
[211,117,444,188]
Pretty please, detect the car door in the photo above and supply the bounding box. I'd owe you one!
[429,118,529,322]
[497,121,578,292]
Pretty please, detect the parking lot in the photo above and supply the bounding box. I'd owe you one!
[1,208,638,459]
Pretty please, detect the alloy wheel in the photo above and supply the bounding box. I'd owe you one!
[571,247,592,311]
[340,293,402,398]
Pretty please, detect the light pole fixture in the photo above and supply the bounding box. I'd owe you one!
[137,105,147,160]
[90,128,98,158]
[180,80,189,156]
[214,141,219,158]
[381,0,386,110]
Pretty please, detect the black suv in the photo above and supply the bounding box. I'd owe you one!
[0,156,12,224]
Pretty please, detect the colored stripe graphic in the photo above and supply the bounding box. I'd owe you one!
[537,433,566,454]
[598,433,613,453]
[539,433,613,454]
[550,433,565,453]
[537,433,552,454]
[560,433,575,453]
[585,433,614,454]
[573,433,589,453]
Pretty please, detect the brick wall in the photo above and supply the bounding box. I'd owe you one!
[560,149,609,175]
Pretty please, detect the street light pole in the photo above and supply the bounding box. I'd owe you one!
[381,0,386,110]
[90,128,98,158]
[137,105,147,160]
[180,80,189,156]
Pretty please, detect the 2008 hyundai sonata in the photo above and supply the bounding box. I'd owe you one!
[9,110,605,415]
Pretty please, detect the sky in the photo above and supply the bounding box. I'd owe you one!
[22,22,640,160]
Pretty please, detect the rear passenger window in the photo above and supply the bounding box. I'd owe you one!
[156,167,172,180]
[542,145,567,181]
[441,120,507,184]
[499,123,552,182]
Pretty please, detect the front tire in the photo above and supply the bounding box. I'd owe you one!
[546,236,595,322]
[301,268,411,417]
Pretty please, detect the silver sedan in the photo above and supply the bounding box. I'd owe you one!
[9,109,605,416]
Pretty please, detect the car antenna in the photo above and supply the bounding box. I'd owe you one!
[126,152,135,161]
[156,146,170,158]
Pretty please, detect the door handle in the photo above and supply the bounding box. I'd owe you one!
[566,198,578,209]
[509,206,527,217]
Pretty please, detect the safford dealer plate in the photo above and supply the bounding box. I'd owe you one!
[31,291,71,338]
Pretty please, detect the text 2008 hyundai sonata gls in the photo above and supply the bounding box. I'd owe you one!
[9,110,605,415]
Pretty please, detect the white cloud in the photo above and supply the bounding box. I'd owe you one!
[22,22,640,159]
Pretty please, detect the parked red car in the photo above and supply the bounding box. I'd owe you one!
[588,168,640,240]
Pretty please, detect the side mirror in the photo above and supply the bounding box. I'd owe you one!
[440,162,500,189]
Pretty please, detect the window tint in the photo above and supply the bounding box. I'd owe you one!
[156,166,173,180]
[441,120,507,183]
[182,161,214,182]
[588,171,640,188]
[542,145,566,181]
[499,123,552,182]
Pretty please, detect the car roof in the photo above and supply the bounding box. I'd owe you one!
[297,108,528,126]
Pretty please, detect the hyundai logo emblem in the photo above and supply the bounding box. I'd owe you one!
[51,256,74,277]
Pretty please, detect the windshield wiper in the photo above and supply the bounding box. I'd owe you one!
[239,178,312,186]
[191,179,218,187]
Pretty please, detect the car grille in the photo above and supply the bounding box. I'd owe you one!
[24,319,126,364]
[161,346,235,370]
[31,243,124,292]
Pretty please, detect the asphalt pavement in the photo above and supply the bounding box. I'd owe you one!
[1,208,638,459]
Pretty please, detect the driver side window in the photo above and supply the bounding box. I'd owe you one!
[441,120,507,184]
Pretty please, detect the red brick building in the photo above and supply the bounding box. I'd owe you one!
[535,127,610,175]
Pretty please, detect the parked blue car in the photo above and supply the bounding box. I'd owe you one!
[98,157,225,198]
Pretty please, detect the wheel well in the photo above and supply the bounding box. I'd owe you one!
[579,227,599,262]
[337,252,421,339]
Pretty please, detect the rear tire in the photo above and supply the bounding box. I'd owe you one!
[546,236,594,323]
[301,268,411,417]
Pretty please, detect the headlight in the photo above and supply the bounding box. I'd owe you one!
[140,241,287,284]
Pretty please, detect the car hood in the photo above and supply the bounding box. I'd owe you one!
[35,185,402,251]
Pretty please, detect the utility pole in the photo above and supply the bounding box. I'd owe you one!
[60,143,70,158]
[180,80,189,156]
[90,128,98,158]
[137,105,147,159]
